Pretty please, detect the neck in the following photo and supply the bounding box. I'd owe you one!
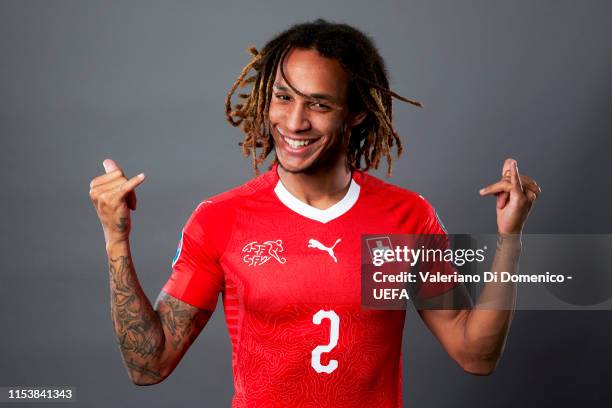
[277,158,352,210]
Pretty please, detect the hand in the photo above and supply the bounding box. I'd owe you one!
[89,159,146,247]
[479,158,540,235]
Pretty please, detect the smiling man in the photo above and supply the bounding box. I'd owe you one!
[89,19,541,407]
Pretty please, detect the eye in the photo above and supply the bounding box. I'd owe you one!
[274,93,291,102]
[310,102,331,111]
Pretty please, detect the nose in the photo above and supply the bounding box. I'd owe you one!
[285,103,311,133]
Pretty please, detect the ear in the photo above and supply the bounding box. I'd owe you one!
[349,111,368,128]
[343,111,368,144]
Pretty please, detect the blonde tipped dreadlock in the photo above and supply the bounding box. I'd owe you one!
[225,19,422,177]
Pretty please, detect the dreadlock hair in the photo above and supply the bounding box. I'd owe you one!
[225,18,422,177]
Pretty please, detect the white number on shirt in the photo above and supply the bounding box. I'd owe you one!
[311,310,339,374]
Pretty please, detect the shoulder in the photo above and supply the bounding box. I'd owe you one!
[190,168,277,222]
[356,171,437,216]
[179,169,277,254]
[355,171,447,233]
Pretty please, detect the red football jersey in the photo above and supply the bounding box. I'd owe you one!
[163,164,450,408]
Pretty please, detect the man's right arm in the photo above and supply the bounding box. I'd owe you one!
[107,242,212,385]
[91,159,212,385]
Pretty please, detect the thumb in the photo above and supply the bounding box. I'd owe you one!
[103,158,120,174]
[118,173,146,199]
[496,192,509,209]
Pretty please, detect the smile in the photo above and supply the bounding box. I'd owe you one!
[284,136,315,148]
[277,128,321,151]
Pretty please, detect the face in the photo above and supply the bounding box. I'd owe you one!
[268,48,365,174]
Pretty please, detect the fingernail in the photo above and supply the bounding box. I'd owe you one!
[103,160,110,171]
[138,173,145,179]
[479,188,485,194]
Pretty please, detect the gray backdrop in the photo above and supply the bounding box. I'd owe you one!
[1,0,611,406]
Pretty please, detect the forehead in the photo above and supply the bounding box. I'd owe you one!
[275,48,349,102]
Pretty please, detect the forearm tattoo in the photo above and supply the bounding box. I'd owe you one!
[116,217,128,232]
[157,293,210,351]
[496,234,522,251]
[109,255,164,381]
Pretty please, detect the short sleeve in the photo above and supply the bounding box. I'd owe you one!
[414,204,459,300]
[162,202,225,310]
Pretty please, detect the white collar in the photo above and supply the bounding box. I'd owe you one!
[273,177,360,224]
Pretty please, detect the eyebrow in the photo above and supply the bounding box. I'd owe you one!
[272,84,337,102]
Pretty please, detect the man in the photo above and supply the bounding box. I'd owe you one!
[89,20,540,407]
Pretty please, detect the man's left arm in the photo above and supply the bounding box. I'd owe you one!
[418,158,541,375]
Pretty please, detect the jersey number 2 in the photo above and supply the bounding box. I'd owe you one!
[311,310,339,374]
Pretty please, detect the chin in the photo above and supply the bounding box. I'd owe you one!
[273,144,321,174]
[277,157,318,174]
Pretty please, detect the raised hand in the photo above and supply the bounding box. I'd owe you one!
[89,159,146,247]
[479,158,540,235]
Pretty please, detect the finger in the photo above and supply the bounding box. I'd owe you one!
[522,180,542,193]
[526,189,537,203]
[126,191,137,211]
[90,169,124,189]
[480,180,512,196]
[90,176,127,197]
[519,174,537,186]
[496,192,509,209]
[495,158,515,208]
[520,175,541,195]
[103,158,121,174]
[523,183,541,199]
[502,158,515,178]
[118,173,146,200]
[497,176,510,208]
[510,160,524,193]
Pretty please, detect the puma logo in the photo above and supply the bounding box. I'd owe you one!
[308,238,342,263]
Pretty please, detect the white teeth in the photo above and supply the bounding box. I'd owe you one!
[284,136,312,149]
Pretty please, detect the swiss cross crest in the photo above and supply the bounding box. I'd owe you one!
[242,240,287,266]
[365,236,392,262]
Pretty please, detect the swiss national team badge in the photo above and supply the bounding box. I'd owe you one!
[365,236,392,262]
[242,240,287,266]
